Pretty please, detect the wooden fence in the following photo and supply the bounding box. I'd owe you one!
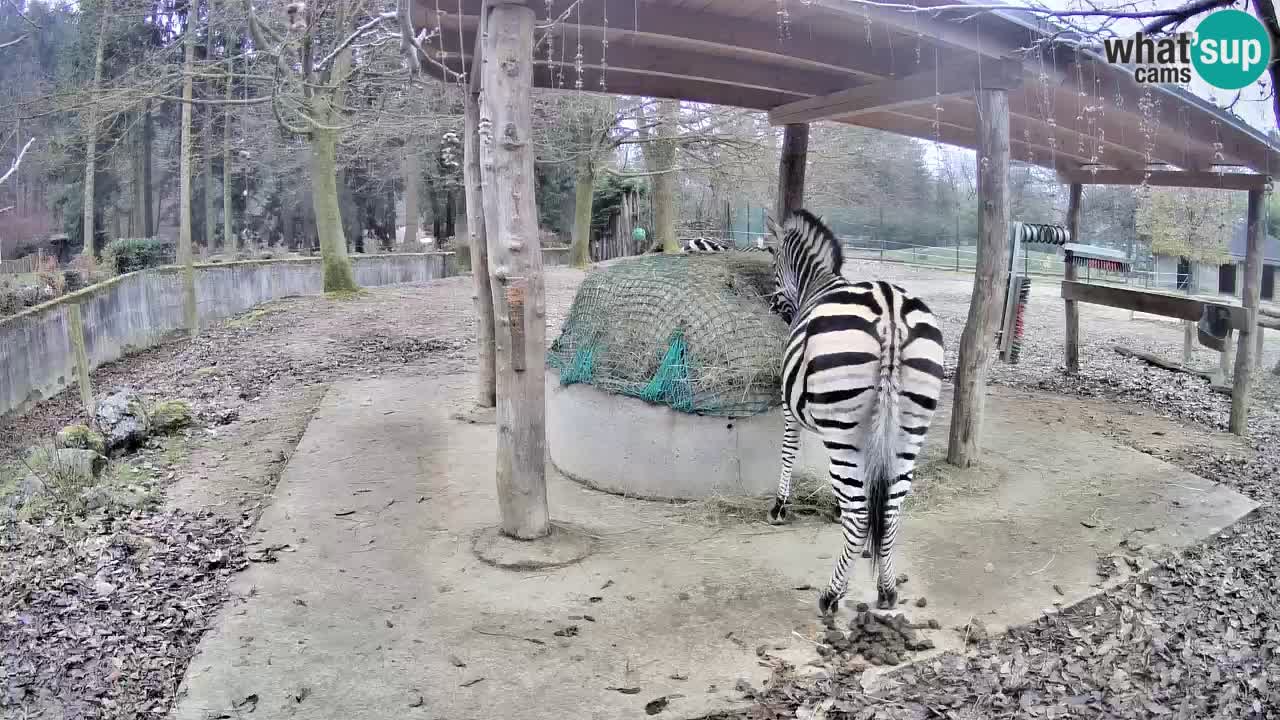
[0,250,50,274]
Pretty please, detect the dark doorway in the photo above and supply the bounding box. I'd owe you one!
[1176,257,1192,291]
[1218,263,1237,295]
[1264,265,1275,301]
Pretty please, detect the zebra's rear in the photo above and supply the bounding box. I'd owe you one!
[765,210,945,617]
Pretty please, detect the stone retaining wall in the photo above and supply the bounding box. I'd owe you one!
[0,253,457,417]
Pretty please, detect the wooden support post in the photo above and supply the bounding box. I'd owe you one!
[775,123,809,221]
[1063,184,1082,374]
[479,2,550,539]
[67,303,94,417]
[1230,188,1266,434]
[1182,321,1194,365]
[1256,327,1265,370]
[464,88,497,408]
[1219,329,1235,383]
[947,88,1009,468]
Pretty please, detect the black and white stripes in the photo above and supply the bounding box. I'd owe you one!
[681,237,770,253]
[764,210,945,617]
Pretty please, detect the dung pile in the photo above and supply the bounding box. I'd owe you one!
[547,252,789,417]
[816,605,939,667]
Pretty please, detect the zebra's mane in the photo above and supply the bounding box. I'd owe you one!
[779,209,843,277]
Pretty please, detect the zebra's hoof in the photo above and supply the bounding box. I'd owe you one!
[767,501,789,526]
[876,587,898,610]
[817,590,841,618]
[861,548,872,559]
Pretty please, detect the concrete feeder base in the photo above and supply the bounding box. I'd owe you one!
[545,372,827,500]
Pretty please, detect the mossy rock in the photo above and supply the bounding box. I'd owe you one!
[56,424,107,454]
[151,399,194,433]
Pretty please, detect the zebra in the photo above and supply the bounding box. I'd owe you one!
[645,237,771,254]
[763,209,945,617]
[682,237,770,253]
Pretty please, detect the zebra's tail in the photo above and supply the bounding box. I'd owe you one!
[863,293,901,571]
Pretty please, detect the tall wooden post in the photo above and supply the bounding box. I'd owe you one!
[947,88,1010,468]
[67,303,94,416]
[775,123,809,221]
[478,2,550,539]
[464,88,497,408]
[1063,183,1082,373]
[1230,188,1266,434]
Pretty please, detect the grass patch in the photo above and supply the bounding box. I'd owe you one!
[324,288,369,301]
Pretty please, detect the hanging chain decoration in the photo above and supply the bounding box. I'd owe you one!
[557,13,566,89]
[1074,58,1087,157]
[545,0,556,88]
[600,0,609,91]
[433,0,447,69]
[777,0,791,41]
[574,1,584,90]
[932,46,943,147]
[913,11,921,67]
[455,0,467,86]
[1090,65,1105,174]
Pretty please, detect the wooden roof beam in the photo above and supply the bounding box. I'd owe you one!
[768,58,1022,126]
[803,0,1019,60]
[914,96,1152,170]
[1057,168,1273,191]
[432,0,899,82]
[853,110,1091,173]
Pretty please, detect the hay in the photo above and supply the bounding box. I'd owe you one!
[547,252,788,417]
[679,458,951,526]
[680,472,839,525]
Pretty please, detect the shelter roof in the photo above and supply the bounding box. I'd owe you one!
[413,0,1280,178]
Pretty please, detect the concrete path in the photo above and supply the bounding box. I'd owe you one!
[171,374,1257,720]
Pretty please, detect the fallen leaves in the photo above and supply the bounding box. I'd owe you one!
[0,510,249,716]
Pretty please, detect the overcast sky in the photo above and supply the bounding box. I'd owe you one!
[1033,0,1276,133]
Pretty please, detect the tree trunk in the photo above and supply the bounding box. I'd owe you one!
[130,116,145,237]
[651,100,679,252]
[309,130,358,291]
[223,30,236,253]
[204,119,216,251]
[179,23,198,336]
[444,189,455,240]
[81,3,109,257]
[143,101,154,237]
[569,153,594,267]
[947,88,1010,468]
[479,3,548,540]
[464,90,496,407]
[401,149,419,245]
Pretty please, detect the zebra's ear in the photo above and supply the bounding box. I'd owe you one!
[765,214,782,241]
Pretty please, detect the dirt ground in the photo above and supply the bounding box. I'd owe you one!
[3,260,1280,718]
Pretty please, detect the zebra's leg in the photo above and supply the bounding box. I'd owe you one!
[767,410,800,526]
[874,470,913,610]
[817,441,868,617]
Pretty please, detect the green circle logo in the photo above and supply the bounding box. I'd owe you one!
[1192,9,1273,90]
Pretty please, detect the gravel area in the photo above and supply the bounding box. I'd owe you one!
[4,260,1279,719]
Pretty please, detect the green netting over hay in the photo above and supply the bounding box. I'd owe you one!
[547,252,789,417]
